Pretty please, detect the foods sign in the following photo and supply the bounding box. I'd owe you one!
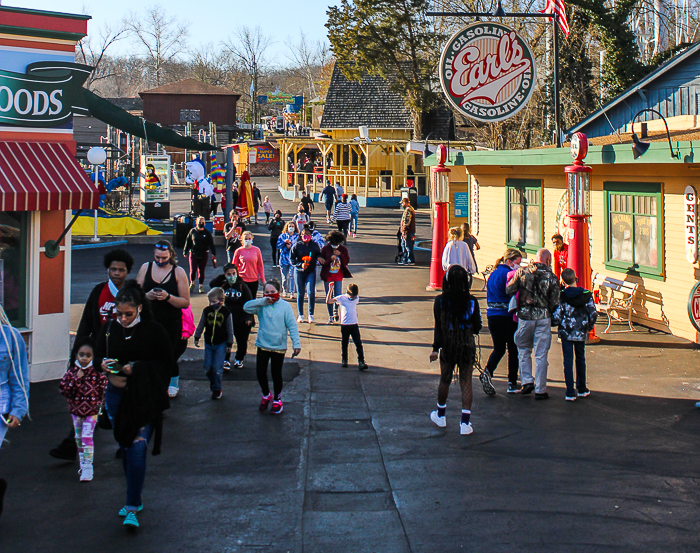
[439,23,536,123]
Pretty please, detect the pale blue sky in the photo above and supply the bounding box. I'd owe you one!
[7,0,336,65]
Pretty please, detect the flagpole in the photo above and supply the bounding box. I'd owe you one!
[553,13,561,147]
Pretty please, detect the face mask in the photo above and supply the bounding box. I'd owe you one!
[118,311,141,328]
[264,291,280,303]
[210,301,223,309]
[226,274,237,284]
[197,222,204,228]
[288,228,294,233]
[155,259,169,268]
[301,235,311,243]
[243,239,253,247]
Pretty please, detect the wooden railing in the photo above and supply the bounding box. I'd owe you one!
[280,169,427,198]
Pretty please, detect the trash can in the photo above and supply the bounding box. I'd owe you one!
[401,186,418,210]
[173,213,192,248]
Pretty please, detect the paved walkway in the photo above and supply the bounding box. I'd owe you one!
[2,178,700,551]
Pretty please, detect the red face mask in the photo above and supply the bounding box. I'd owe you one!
[301,235,311,243]
[264,291,281,303]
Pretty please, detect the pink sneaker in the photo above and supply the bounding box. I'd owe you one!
[270,400,284,415]
[259,393,272,411]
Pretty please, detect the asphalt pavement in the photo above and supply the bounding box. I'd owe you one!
[2,177,700,552]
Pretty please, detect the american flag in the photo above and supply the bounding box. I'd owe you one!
[542,0,570,37]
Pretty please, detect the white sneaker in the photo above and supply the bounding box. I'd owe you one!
[80,464,93,482]
[308,314,315,323]
[168,386,179,398]
[430,410,446,428]
[460,422,474,435]
[297,315,304,323]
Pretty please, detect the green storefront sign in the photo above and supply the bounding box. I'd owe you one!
[0,61,92,127]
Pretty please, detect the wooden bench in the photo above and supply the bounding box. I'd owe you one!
[591,272,639,333]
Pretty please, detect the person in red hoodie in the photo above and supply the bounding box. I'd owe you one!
[551,234,568,280]
[59,337,107,482]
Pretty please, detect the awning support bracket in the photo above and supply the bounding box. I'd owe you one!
[44,210,83,258]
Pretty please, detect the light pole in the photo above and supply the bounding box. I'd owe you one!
[427,145,451,291]
[630,108,679,159]
[87,146,107,242]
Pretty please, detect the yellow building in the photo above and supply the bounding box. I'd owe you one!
[425,138,700,343]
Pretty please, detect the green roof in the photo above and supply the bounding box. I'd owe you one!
[423,141,695,167]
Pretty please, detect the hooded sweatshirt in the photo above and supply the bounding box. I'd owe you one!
[551,286,598,341]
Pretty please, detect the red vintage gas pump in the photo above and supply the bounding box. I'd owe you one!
[428,145,450,290]
[565,133,599,342]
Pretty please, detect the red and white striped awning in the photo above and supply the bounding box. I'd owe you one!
[0,141,99,211]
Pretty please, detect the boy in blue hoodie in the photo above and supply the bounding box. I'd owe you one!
[551,268,598,401]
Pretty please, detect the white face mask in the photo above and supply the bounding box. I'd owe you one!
[119,312,141,328]
[243,239,253,247]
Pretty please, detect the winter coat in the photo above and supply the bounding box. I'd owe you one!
[551,287,598,341]
[276,232,298,266]
[505,262,560,321]
[59,363,107,417]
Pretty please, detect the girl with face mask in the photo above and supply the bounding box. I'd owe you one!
[244,280,301,415]
[209,264,255,369]
[96,283,174,529]
[276,222,298,298]
[183,217,217,294]
[136,240,191,398]
[268,210,285,268]
[231,231,266,299]
[290,226,326,324]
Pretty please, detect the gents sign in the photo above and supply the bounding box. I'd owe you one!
[0,62,92,127]
[685,185,697,263]
[439,23,536,123]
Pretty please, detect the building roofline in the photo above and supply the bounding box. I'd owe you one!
[569,41,700,134]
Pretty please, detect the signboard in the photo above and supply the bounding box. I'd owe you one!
[688,280,700,333]
[256,145,279,163]
[685,185,697,263]
[139,155,171,202]
[0,62,91,127]
[248,148,257,164]
[439,23,536,123]
[453,192,470,217]
[258,93,304,106]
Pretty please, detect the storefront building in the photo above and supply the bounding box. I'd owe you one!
[425,140,700,343]
[0,7,98,380]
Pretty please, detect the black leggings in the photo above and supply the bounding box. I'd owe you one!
[485,315,519,384]
[225,322,252,362]
[256,348,285,399]
[172,338,188,377]
[270,238,279,266]
[246,280,259,299]
[337,219,350,236]
[341,324,365,363]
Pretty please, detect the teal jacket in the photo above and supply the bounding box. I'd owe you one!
[243,299,301,351]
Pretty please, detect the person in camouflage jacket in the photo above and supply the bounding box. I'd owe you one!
[551,268,597,400]
[505,250,560,398]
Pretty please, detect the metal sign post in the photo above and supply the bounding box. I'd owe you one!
[428,9,563,147]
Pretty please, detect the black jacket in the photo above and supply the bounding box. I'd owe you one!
[268,218,285,241]
[184,227,216,258]
[209,274,254,325]
[432,295,483,352]
[96,319,172,454]
[76,282,111,341]
[290,239,322,274]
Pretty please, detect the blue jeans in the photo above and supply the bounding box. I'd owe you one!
[226,250,235,264]
[105,384,153,509]
[324,280,343,317]
[296,270,316,316]
[204,342,227,392]
[561,338,586,395]
[280,264,296,295]
[401,232,415,263]
[351,214,358,234]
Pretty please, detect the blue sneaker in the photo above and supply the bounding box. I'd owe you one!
[119,504,144,517]
[123,511,139,528]
[696,401,700,408]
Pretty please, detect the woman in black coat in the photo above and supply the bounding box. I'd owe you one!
[96,283,173,529]
[209,263,254,368]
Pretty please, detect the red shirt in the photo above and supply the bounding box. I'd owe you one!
[97,282,117,326]
[554,244,568,278]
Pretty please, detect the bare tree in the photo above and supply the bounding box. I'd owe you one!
[125,5,189,87]
[223,26,273,126]
[75,22,128,91]
[285,30,331,99]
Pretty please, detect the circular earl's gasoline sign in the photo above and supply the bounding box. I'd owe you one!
[688,280,700,333]
[439,23,537,123]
